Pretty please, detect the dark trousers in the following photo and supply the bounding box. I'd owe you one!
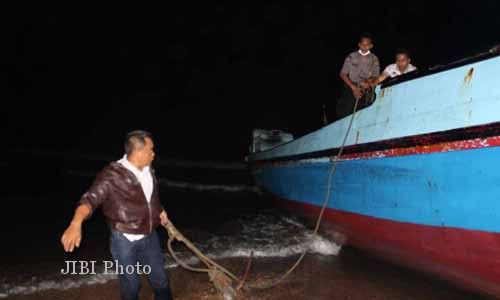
[110,230,173,300]
[335,85,376,120]
[335,86,357,120]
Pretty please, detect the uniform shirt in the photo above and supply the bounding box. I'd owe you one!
[341,50,380,84]
[117,155,153,241]
[382,63,417,78]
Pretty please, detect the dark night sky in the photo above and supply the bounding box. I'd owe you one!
[3,2,500,160]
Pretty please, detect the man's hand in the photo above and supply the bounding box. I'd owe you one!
[61,222,82,252]
[351,85,363,100]
[359,80,371,89]
[61,204,91,252]
[371,74,387,87]
[160,210,170,226]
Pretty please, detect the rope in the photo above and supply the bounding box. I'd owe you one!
[243,95,362,289]
[163,96,361,296]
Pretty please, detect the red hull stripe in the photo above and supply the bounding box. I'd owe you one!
[254,122,500,163]
[278,198,500,298]
[340,135,500,160]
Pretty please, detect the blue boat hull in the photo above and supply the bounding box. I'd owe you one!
[253,145,500,296]
[247,47,500,297]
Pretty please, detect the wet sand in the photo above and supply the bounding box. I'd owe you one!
[1,160,491,299]
[4,247,490,300]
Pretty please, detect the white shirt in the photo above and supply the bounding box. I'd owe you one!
[382,63,417,78]
[117,155,153,241]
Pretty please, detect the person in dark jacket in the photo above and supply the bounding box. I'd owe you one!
[61,130,174,300]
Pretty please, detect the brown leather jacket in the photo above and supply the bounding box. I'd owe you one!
[78,162,164,234]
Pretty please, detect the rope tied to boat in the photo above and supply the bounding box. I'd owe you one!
[163,96,361,298]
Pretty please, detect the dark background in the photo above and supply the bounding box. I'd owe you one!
[2,1,500,161]
[0,4,499,295]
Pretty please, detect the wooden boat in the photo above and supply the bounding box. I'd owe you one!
[246,46,500,297]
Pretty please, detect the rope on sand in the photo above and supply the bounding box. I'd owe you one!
[163,96,361,299]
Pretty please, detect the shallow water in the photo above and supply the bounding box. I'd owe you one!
[0,153,490,299]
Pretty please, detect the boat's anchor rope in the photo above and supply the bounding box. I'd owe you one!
[163,96,361,298]
[163,221,242,299]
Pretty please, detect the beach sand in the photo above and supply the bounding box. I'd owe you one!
[3,248,487,300]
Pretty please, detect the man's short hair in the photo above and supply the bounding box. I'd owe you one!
[359,33,374,44]
[395,48,411,59]
[124,130,153,155]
